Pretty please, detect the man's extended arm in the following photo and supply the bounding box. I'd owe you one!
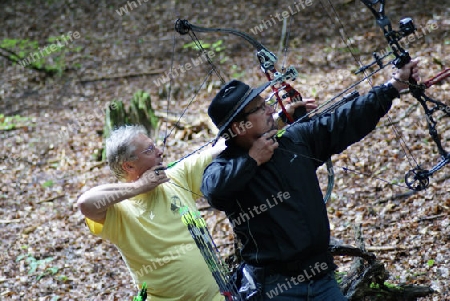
[296,59,420,164]
[77,167,169,223]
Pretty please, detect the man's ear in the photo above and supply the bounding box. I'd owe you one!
[122,161,135,173]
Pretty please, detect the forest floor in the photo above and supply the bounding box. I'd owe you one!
[0,0,449,300]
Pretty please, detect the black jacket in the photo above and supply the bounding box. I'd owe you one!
[201,84,399,267]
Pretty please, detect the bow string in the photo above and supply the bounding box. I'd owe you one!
[162,16,343,300]
[149,3,448,300]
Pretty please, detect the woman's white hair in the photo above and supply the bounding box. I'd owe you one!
[106,125,148,181]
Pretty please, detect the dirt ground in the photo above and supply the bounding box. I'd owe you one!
[1,0,449,300]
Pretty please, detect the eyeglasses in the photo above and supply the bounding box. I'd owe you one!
[241,94,278,118]
[141,144,156,155]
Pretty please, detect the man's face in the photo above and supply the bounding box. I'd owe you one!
[124,133,163,180]
[239,95,276,138]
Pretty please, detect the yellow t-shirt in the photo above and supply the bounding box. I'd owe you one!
[86,152,224,301]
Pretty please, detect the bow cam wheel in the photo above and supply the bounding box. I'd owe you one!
[405,168,430,191]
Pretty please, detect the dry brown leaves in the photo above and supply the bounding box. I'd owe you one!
[0,0,449,300]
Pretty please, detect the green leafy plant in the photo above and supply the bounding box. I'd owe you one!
[310,87,318,98]
[183,40,223,51]
[230,64,245,79]
[1,35,82,75]
[0,114,34,131]
[183,38,231,64]
[16,254,55,275]
[57,275,69,282]
[369,281,404,293]
[211,40,224,52]
[37,267,59,280]
[41,180,54,188]
[383,281,399,289]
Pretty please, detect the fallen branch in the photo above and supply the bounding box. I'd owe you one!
[87,161,106,171]
[0,219,21,224]
[434,172,450,185]
[37,194,65,204]
[0,47,58,76]
[365,245,409,252]
[329,244,376,263]
[376,190,417,204]
[376,173,450,204]
[78,69,164,83]
[418,214,445,222]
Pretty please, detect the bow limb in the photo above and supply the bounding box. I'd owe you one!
[324,159,335,204]
[175,19,303,123]
[175,19,266,51]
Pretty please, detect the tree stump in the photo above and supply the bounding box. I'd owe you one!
[103,91,159,161]
[104,90,158,138]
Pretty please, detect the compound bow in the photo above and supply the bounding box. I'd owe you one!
[167,2,449,203]
[156,2,449,299]
[356,0,450,190]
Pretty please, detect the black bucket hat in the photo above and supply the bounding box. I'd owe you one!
[208,80,270,139]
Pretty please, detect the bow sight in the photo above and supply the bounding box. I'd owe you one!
[399,18,416,37]
[359,0,417,71]
[384,17,416,69]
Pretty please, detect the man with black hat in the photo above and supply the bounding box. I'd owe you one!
[201,58,420,300]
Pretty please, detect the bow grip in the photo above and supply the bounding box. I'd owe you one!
[277,86,306,123]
